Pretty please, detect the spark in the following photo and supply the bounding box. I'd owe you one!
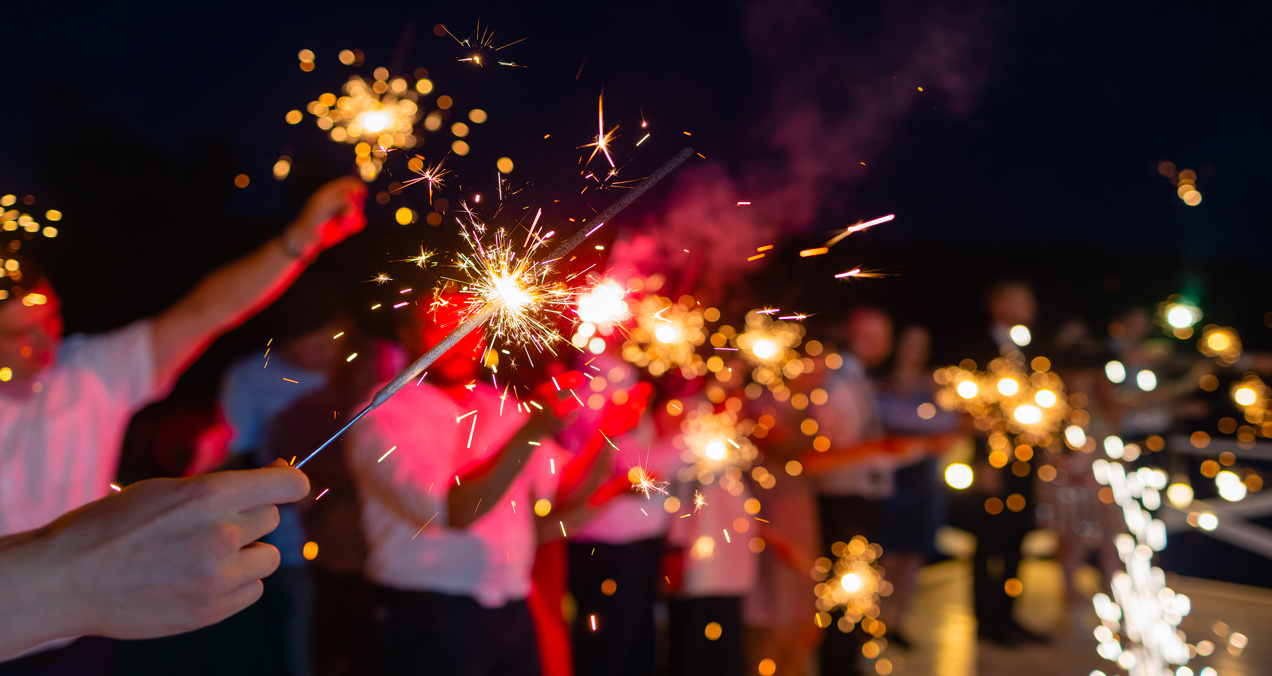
[834,267,889,279]
[402,157,450,204]
[631,466,670,498]
[378,446,397,462]
[315,488,330,500]
[441,21,528,67]
[825,214,895,247]
[369,273,392,285]
[580,92,618,170]
[693,490,707,513]
[283,378,299,383]
[346,353,358,362]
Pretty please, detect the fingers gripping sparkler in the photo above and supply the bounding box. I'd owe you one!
[296,148,695,469]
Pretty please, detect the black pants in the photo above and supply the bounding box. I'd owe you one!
[816,495,881,676]
[969,513,1028,639]
[667,596,744,676]
[312,569,375,676]
[372,587,541,676]
[567,539,661,676]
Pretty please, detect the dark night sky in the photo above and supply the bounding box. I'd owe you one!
[2,0,1270,342]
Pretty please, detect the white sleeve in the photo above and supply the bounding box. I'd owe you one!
[59,320,164,412]
[346,407,458,526]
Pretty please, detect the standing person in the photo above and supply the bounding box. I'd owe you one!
[0,177,365,674]
[346,297,568,676]
[873,325,959,650]
[959,280,1048,646]
[564,356,677,676]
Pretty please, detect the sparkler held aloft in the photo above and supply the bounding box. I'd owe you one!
[296,147,695,470]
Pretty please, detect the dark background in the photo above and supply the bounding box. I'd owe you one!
[3,0,1270,583]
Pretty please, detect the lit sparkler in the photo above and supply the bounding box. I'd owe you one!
[813,535,891,637]
[581,92,618,171]
[305,71,425,180]
[295,148,695,469]
[630,465,670,498]
[440,22,528,68]
[571,279,630,354]
[1197,325,1241,366]
[0,193,62,304]
[731,309,807,389]
[675,406,758,485]
[934,356,1073,449]
[621,294,710,378]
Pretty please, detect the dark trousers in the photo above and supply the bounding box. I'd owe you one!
[0,637,115,676]
[373,587,541,676]
[667,596,744,676]
[816,495,881,676]
[970,515,1027,638]
[312,569,375,676]
[567,539,661,676]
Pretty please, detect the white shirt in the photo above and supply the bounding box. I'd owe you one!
[573,415,680,544]
[0,321,162,536]
[347,382,562,607]
[810,354,892,498]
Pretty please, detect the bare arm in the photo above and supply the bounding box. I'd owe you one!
[0,463,308,661]
[150,178,366,387]
[447,414,558,529]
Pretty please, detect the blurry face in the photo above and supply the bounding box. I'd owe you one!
[989,285,1037,327]
[847,311,893,368]
[894,326,930,370]
[401,304,483,385]
[0,284,63,383]
[281,320,347,373]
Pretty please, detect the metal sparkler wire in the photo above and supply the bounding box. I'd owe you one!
[296,147,694,469]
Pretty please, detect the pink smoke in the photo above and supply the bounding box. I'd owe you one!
[610,0,1000,297]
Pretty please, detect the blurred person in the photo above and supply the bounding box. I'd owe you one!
[958,280,1047,647]
[346,295,588,676]
[560,355,675,676]
[1107,307,1212,440]
[663,403,759,676]
[206,276,353,676]
[0,463,309,665]
[872,325,960,650]
[1037,335,1121,623]
[0,178,365,673]
[265,330,406,676]
[741,379,823,676]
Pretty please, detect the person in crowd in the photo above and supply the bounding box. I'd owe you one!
[562,355,677,676]
[211,276,353,676]
[0,177,365,673]
[0,463,309,666]
[664,397,759,676]
[266,330,406,676]
[346,294,602,676]
[800,306,899,675]
[958,280,1048,647]
[873,325,960,650]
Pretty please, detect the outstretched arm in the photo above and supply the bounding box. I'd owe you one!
[0,462,309,661]
[150,178,366,386]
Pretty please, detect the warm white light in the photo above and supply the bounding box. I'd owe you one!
[997,377,1020,396]
[655,324,679,344]
[1137,370,1157,391]
[956,380,979,399]
[1197,512,1218,531]
[1014,404,1042,425]
[840,572,863,593]
[945,463,974,489]
[1166,304,1197,329]
[1035,389,1057,408]
[576,281,629,324]
[1104,436,1125,459]
[751,338,777,360]
[704,440,727,461]
[1009,325,1032,346]
[1166,483,1193,509]
[1216,472,1247,502]
[492,274,531,310]
[1065,425,1087,449]
[1105,360,1126,384]
[1234,387,1257,407]
[359,110,391,133]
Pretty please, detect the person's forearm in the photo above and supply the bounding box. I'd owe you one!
[151,238,307,384]
[0,529,79,660]
[447,427,540,528]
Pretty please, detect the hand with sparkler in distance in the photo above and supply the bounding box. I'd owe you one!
[0,461,309,661]
[150,177,365,388]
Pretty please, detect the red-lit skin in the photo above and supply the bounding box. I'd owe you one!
[0,282,63,388]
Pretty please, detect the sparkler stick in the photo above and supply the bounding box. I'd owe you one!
[296,147,694,469]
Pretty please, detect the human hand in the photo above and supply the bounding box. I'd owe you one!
[17,461,309,646]
[285,177,367,256]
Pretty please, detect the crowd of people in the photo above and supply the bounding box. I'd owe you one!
[0,177,1242,676]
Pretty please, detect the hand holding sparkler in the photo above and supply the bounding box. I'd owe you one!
[282,177,368,260]
[296,148,695,469]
